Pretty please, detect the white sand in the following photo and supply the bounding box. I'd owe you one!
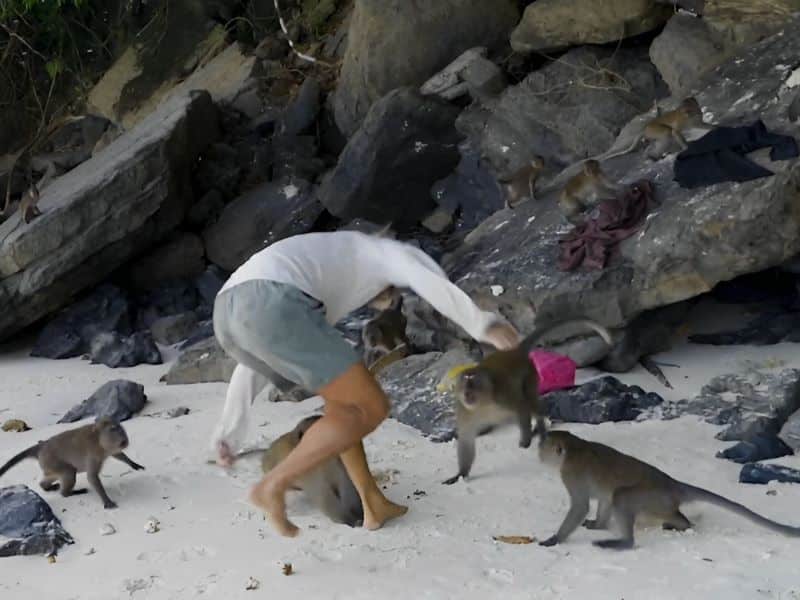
[2,303,800,600]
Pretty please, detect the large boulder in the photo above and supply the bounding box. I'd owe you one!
[457,46,666,179]
[318,87,462,228]
[0,91,219,343]
[202,178,322,272]
[442,22,800,337]
[127,232,206,290]
[510,0,671,54]
[333,0,519,136]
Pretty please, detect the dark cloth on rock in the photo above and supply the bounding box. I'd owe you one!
[557,180,656,271]
[674,120,799,189]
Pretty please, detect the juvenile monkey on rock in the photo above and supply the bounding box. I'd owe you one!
[558,160,621,222]
[0,417,145,509]
[443,319,613,485]
[538,430,800,549]
[499,156,546,209]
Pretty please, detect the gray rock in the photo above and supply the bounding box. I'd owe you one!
[319,87,461,228]
[333,0,519,136]
[716,435,793,464]
[689,309,800,346]
[0,91,220,343]
[457,45,666,179]
[649,14,729,96]
[740,462,800,485]
[89,331,162,368]
[58,380,147,423]
[420,47,505,103]
[135,281,200,331]
[430,141,505,231]
[681,370,800,443]
[510,0,671,54]
[194,265,228,305]
[150,312,198,345]
[203,178,321,271]
[128,232,205,290]
[187,189,226,228]
[0,486,74,558]
[441,23,800,340]
[779,409,800,452]
[166,406,190,419]
[378,349,476,442]
[278,77,320,136]
[544,376,664,424]
[179,319,214,350]
[271,135,327,182]
[160,337,236,384]
[30,284,134,359]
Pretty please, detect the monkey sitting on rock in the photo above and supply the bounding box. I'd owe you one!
[558,160,622,222]
[538,430,800,549]
[0,417,145,509]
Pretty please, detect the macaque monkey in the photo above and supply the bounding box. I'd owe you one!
[442,319,613,485]
[362,291,410,369]
[499,156,545,209]
[558,160,621,222]
[538,430,800,549]
[0,417,145,509]
[20,182,41,224]
[243,415,363,527]
[601,97,711,161]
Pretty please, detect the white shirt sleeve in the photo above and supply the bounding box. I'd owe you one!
[383,242,502,343]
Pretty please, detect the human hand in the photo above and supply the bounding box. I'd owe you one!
[483,321,520,350]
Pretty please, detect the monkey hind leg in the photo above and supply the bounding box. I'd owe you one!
[58,468,86,497]
[584,496,613,530]
[593,486,643,550]
[40,476,59,492]
[662,511,691,532]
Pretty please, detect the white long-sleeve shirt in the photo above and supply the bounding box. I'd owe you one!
[218,231,499,343]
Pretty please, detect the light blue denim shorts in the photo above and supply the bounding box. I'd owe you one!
[213,279,361,392]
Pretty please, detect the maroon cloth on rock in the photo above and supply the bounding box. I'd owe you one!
[557,179,656,271]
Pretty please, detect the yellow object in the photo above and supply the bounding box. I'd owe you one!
[436,362,478,392]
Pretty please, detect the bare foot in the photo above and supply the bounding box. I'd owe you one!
[249,480,299,538]
[362,494,408,531]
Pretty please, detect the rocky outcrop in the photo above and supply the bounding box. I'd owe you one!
[442,23,800,337]
[319,87,462,228]
[510,0,671,54]
[127,232,206,290]
[160,337,236,385]
[457,46,666,179]
[0,91,219,342]
[203,178,322,272]
[333,0,519,136]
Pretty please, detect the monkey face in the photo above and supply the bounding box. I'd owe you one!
[454,369,494,411]
[96,419,129,452]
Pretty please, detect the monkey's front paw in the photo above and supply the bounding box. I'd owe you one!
[539,536,559,547]
[441,475,461,485]
[104,501,118,510]
[583,519,598,529]
[132,463,145,470]
[519,437,533,449]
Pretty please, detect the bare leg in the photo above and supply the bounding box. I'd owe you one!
[339,441,407,530]
[249,363,393,537]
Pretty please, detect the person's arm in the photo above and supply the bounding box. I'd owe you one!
[383,243,512,345]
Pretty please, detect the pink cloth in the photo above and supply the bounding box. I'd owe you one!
[529,350,576,394]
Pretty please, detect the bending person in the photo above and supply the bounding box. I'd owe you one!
[212,230,519,537]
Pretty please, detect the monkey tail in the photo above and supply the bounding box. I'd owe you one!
[520,319,614,354]
[0,443,40,478]
[680,483,800,537]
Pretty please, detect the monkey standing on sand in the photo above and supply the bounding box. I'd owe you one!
[258,415,363,527]
[443,319,613,485]
[0,417,145,509]
[538,430,800,549]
